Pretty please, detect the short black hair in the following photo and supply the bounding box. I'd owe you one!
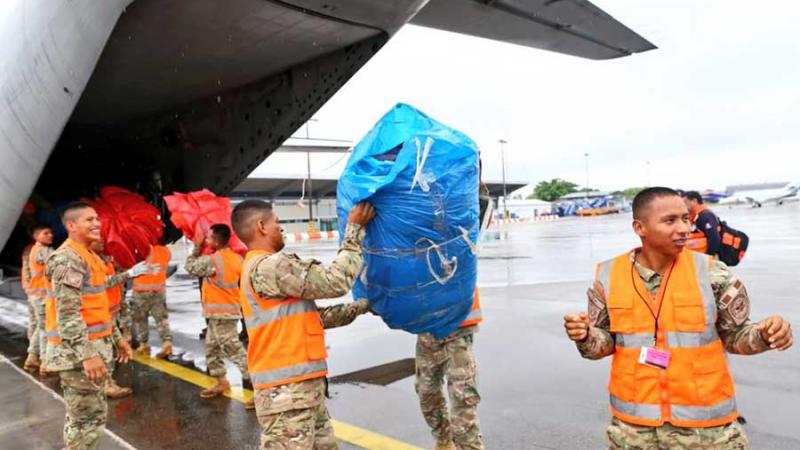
[681,190,704,204]
[632,187,681,220]
[30,223,51,235]
[231,200,273,243]
[61,201,93,224]
[209,223,231,245]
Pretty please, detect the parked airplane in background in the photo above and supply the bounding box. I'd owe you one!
[719,182,800,207]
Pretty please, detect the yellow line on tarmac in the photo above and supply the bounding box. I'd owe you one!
[133,354,423,450]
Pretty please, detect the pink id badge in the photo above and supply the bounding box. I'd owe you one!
[639,347,670,369]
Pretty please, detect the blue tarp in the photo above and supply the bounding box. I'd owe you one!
[336,103,479,338]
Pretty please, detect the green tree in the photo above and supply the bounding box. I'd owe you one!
[622,187,644,200]
[528,179,578,202]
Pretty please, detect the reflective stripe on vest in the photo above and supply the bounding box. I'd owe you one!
[250,360,328,387]
[242,290,317,330]
[203,303,241,313]
[205,254,239,289]
[611,394,738,423]
[132,283,166,291]
[600,249,738,428]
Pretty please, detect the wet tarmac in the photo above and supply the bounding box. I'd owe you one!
[1,203,799,449]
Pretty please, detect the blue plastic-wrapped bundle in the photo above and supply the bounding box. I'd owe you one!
[337,103,479,339]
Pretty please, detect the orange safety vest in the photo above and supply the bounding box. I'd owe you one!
[240,250,328,389]
[201,248,243,316]
[45,239,113,343]
[687,206,710,254]
[133,245,170,292]
[104,261,123,317]
[596,248,738,428]
[27,243,52,300]
[459,288,483,328]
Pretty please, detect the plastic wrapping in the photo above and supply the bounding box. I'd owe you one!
[337,103,479,338]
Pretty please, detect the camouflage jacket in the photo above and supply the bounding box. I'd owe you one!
[45,244,121,371]
[250,223,365,300]
[21,244,32,293]
[319,300,370,329]
[577,253,770,360]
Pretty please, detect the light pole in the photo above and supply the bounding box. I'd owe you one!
[304,118,318,229]
[584,152,590,200]
[499,139,508,219]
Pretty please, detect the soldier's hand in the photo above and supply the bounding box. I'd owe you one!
[193,233,205,248]
[83,356,109,384]
[117,340,133,364]
[757,316,793,351]
[348,202,376,226]
[564,312,591,342]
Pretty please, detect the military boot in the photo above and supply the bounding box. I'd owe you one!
[23,353,40,372]
[200,377,230,398]
[105,380,133,399]
[135,344,150,356]
[434,439,456,450]
[38,367,56,378]
[155,342,172,359]
[244,399,256,411]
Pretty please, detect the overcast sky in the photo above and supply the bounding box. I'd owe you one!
[259,0,800,195]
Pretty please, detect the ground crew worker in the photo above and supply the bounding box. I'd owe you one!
[44,202,134,450]
[23,224,54,375]
[183,224,252,405]
[681,190,721,255]
[21,240,37,370]
[91,239,152,399]
[231,199,375,449]
[132,242,173,358]
[414,178,489,450]
[416,289,483,450]
[564,187,793,449]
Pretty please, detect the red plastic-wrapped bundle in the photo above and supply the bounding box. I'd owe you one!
[163,189,246,256]
[85,186,163,269]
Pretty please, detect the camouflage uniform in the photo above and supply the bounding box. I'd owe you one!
[250,223,367,450]
[22,244,35,342]
[416,326,483,450]
[577,254,767,449]
[45,243,123,450]
[27,243,53,359]
[131,291,172,347]
[102,259,131,385]
[185,248,249,379]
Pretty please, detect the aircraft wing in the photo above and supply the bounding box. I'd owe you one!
[410,0,656,60]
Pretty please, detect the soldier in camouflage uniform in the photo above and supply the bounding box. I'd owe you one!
[44,202,133,450]
[564,188,793,450]
[184,224,252,405]
[131,244,173,358]
[413,179,490,450]
[24,224,54,375]
[91,239,142,399]
[21,241,38,370]
[232,199,375,449]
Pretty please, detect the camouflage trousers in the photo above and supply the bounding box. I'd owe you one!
[415,329,483,450]
[255,378,336,449]
[113,303,132,343]
[26,297,35,341]
[60,369,107,450]
[206,318,249,379]
[607,417,750,449]
[27,298,46,358]
[131,291,172,346]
